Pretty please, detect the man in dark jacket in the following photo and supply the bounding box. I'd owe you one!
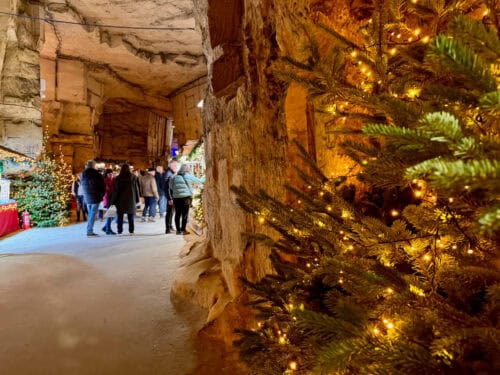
[81,160,105,237]
[163,160,177,233]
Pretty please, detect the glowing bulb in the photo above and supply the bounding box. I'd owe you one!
[348,245,354,250]
[452,245,458,250]
[279,336,286,345]
[414,190,422,198]
[422,36,430,43]
[389,48,397,55]
[289,361,298,371]
[483,9,489,16]
[467,249,474,254]
[390,209,399,217]
[386,287,394,294]
[306,263,311,268]
[338,278,344,284]
[351,51,358,58]
[326,205,333,211]
[319,192,325,197]
[386,322,394,329]
[297,200,302,204]
[307,185,312,189]
[448,197,454,203]
[407,87,421,98]
[258,217,265,224]
[423,254,431,261]
[373,328,380,334]
[257,322,263,328]
[414,28,421,36]
[464,185,470,190]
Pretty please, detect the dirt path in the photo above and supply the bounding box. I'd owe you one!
[0,221,205,375]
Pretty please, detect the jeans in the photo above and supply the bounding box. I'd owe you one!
[142,196,157,218]
[104,217,114,233]
[158,194,167,217]
[173,197,191,232]
[86,203,100,235]
[117,213,135,234]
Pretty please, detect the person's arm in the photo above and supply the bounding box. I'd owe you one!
[185,174,205,184]
[152,178,159,200]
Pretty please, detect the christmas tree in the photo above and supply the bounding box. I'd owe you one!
[13,142,73,227]
[233,3,499,374]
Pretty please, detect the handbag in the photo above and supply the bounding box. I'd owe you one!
[105,205,117,218]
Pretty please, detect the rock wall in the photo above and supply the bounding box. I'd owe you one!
[170,76,206,146]
[172,0,315,345]
[0,0,43,157]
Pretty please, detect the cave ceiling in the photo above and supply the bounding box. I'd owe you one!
[40,0,206,101]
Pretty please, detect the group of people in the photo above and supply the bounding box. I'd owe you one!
[72,160,204,237]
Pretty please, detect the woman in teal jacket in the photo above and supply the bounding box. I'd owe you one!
[170,164,205,234]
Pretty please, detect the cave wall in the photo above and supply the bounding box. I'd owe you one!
[41,56,103,171]
[0,0,43,158]
[170,76,206,146]
[172,0,315,343]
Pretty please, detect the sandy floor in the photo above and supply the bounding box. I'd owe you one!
[0,219,206,375]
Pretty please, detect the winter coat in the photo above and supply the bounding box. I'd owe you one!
[163,168,175,200]
[140,174,159,199]
[170,172,205,199]
[111,173,140,214]
[103,177,115,208]
[155,172,165,195]
[81,168,105,204]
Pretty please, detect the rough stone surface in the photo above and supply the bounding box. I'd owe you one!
[170,0,314,341]
[0,0,43,158]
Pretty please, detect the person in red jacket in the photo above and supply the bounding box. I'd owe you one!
[102,169,116,235]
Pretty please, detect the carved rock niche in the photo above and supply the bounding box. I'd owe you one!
[207,0,244,97]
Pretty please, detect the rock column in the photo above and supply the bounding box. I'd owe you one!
[0,0,42,157]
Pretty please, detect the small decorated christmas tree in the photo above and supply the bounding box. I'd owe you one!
[13,142,73,227]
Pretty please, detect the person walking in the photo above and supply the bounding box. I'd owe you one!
[170,164,204,235]
[111,164,140,235]
[71,173,87,222]
[81,160,105,237]
[102,169,116,235]
[155,166,166,218]
[140,168,159,222]
[163,161,177,233]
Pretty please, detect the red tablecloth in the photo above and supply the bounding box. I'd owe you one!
[0,201,19,237]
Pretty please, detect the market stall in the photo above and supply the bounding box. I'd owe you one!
[0,145,33,237]
[0,200,19,237]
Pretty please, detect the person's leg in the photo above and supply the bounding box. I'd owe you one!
[86,203,99,235]
[76,197,81,221]
[127,213,134,233]
[142,197,150,220]
[148,197,157,219]
[105,217,115,234]
[116,213,124,234]
[159,195,166,217]
[173,198,183,233]
[166,202,174,230]
[180,197,190,232]
[83,200,88,220]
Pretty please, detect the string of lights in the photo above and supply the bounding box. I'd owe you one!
[0,11,196,31]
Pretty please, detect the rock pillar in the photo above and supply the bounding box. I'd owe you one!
[0,0,43,157]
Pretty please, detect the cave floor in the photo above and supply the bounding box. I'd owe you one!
[0,219,206,375]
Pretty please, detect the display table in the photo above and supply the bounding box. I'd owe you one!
[0,200,19,237]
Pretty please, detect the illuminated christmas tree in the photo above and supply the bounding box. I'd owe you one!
[13,139,73,227]
[234,2,499,374]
